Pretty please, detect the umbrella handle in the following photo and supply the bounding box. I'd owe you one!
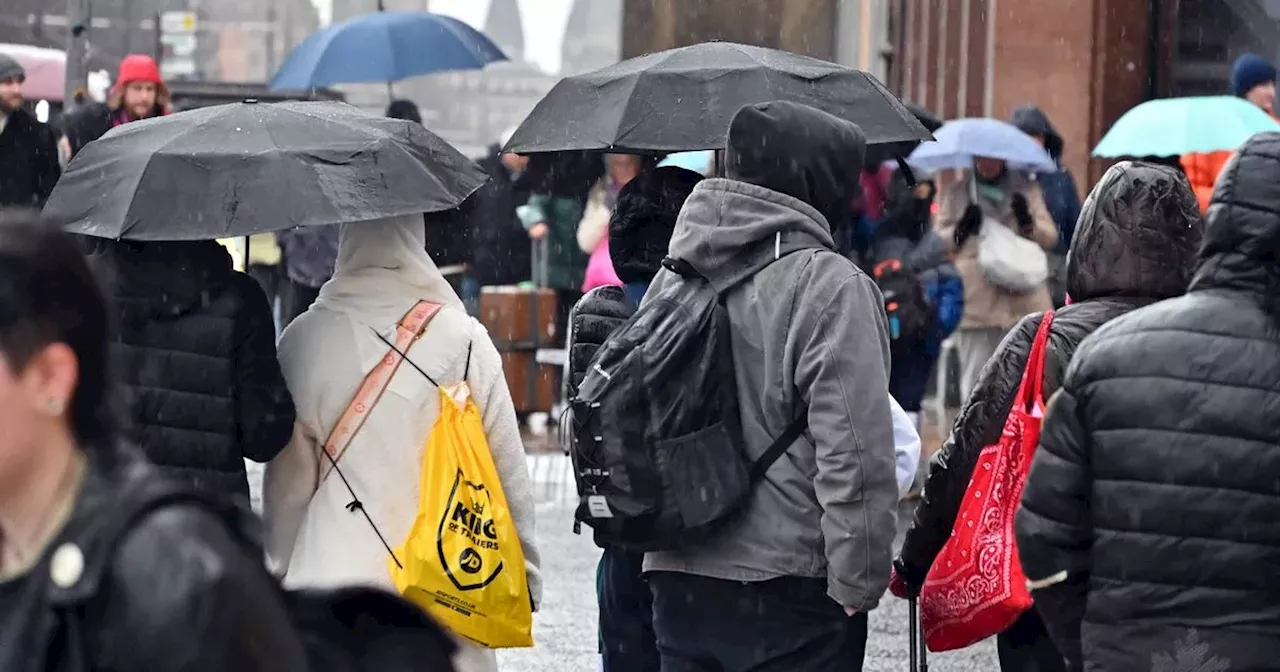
[895,157,917,187]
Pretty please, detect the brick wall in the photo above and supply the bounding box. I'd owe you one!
[889,0,1177,191]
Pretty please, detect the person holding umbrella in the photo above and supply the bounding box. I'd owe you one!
[908,118,1059,401]
[0,53,59,209]
[1181,53,1278,212]
[84,234,296,503]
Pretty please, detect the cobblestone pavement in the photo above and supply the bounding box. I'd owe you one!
[248,453,997,671]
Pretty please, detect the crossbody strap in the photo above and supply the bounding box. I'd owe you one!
[319,300,443,483]
[748,413,809,483]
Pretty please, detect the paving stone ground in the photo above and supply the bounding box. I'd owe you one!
[248,449,997,672]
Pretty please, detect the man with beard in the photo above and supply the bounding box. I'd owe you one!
[60,54,169,159]
[0,54,59,208]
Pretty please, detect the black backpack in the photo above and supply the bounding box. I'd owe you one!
[570,256,807,552]
[872,258,932,343]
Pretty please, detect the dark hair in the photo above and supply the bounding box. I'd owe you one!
[608,166,703,284]
[0,211,115,445]
[385,99,422,124]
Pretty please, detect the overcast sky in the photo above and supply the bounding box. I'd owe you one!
[309,0,576,73]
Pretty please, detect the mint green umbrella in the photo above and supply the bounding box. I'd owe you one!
[1093,96,1280,157]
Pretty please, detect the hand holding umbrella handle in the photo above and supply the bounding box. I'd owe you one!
[954,204,983,248]
[1011,194,1034,235]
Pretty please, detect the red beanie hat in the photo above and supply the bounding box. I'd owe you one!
[115,54,163,89]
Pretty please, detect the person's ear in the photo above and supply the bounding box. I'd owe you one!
[19,343,79,419]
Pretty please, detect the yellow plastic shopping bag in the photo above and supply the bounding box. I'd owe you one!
[390,382,533,649]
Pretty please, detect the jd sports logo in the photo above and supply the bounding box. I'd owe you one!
[438,468,505,591]
[459,548,483,574]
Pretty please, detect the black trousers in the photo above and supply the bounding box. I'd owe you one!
[598,547,659,672]
[649,572,869,672]
[997,609,1068,672]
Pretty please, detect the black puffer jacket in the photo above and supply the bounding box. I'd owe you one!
[89,241,295,501]
[898,162,1204,583]
[1016,135,1280,672]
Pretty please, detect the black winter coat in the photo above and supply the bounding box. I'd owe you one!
[0,107,59,208]
[3,445,307,672]
[89,241,295,501]
[1016,136,1280,672]
[457,147,533,286]
[898,162,1204,587]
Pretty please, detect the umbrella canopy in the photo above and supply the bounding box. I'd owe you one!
[503,42,931,159]
[269,11,506,90]
[0,43,65,102]
[903,101,943,132]
[43,100,486,241]
[1092,95,1280,158]
[906,117,1056,173]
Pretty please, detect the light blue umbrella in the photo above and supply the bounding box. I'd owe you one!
[1093,96,1280,157]
[658,150,714,175]
[907,117,1055,173]
[270,12,506,90]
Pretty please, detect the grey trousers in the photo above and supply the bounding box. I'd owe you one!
[954,326,1009,402]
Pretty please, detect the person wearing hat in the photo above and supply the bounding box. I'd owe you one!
[60,54,170,159]
[0,53,60,208]
[1181,53,1279,213]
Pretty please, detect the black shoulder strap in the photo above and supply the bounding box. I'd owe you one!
[748,413,809,483]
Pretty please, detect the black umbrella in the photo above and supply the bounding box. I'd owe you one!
[43,100,487,241]
[904,102,943,132]
[503,42,932,160]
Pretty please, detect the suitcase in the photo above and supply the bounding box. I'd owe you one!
[500,350,560,413]
[480,286,559,349]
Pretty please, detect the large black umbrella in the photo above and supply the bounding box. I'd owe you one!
[503,42,932,160]
[44,100,487,240]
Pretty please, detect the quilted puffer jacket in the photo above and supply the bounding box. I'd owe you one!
[896,162,1204,585]
[89,240,295,501]
[1017,133,1280,672]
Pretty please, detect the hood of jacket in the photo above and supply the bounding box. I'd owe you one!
[313,214,464,329]
[725,101,867,230]
[1068,161,1204,302]
[1010,105,1064,162]
[667,178,837,293]
[94,239,232,320]
[1189,132,1280,315]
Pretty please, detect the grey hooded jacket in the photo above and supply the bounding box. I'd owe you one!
[642,178,899,611]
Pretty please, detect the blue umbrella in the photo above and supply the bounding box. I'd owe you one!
[907,117,1055,174]
[270,12,506,90]
[1093,96,1280,157]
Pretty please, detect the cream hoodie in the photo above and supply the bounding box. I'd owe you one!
[263,215,540,672]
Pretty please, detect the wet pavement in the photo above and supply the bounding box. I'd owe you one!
[248,444,997,671]
[497,454,998,672]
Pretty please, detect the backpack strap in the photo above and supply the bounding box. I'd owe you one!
[320,300,443,483]
[748,413,809,483]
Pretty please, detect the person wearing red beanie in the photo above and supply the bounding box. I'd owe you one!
[60,54,170,159]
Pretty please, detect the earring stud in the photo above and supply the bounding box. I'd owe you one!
[44,398,64,416]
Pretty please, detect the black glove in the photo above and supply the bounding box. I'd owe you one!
[1011,193,1034,235]
[890,558,925,599]
[953,204,983,248]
